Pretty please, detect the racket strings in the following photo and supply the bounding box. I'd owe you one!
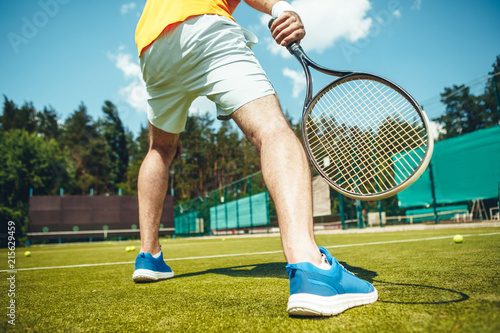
[306,78,428,195]
[310,95,424,193]
[309,107,422,194]
[312,86,407,190]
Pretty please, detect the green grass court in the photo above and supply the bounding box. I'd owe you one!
[1,226,500,332]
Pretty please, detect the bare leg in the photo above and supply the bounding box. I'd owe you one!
[138,122,179,254]
[232,95,322,265]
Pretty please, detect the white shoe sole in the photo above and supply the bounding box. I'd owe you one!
[132,269,174,282]
[287,289,378,316]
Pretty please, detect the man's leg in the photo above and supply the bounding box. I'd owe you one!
[232,94,377,316]
[231,94,322,266]
[138,122,179,255]
[132,122,179,282]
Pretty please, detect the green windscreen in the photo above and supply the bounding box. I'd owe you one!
[397,125,500,207]
[210,192,269,230]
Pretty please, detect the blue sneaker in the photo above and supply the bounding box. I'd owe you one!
[132,252,174,282]
[286,247,377,316]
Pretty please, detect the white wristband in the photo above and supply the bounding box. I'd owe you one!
[271,1,300,19]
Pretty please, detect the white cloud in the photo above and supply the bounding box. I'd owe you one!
[108,51,148,113]
[112,52,142,78]
[121,2,136,15]
[290,0,373,53]
[263,0,374,97]
[282,68,305,98]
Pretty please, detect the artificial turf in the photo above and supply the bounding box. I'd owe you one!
[1,227,499,332]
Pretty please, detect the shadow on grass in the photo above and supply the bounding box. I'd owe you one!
[336,262,469,305]
[174,262,288,279]
[373,280,469,305]
[174,261,378,280]
[172,261,469,305]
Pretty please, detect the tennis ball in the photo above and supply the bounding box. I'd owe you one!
[24,251,31,257]
[222,238,226,241]
[125,246,131,252]
[453,234,463,243]
[130,246,136,251]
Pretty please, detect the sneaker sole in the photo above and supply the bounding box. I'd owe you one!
[287,289,378,316]
[132,269,174,283]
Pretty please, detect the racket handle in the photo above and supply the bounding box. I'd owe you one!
[268,18,303,56]
[267,17,275,29]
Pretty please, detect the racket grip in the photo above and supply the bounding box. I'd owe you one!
[268,18,300,55]
[268,18,276,29]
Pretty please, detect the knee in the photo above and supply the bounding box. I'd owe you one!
[253,120,297,151]
[149,139,179,164]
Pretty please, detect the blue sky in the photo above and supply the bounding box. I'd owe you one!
[1,0,499,138]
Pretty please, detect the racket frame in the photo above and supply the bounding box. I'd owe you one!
[286,42,434,200]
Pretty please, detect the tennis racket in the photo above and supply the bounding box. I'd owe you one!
[269,19,433,201]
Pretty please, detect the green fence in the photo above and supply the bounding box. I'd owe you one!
[174,172,271,236]
[397,125,500,207]
[210,191,269,232]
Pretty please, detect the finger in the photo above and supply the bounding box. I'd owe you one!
[273,15,305,46]
[280,28,305,46]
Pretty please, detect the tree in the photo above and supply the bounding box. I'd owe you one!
[1,96,17,131]
[0,97,37,133]
[126,124,149,194]
[175,113,216,200]
[36,106,60,139]
[434,55,500,140]
[100,101,129,189]
[434,86,484,139]
[0,129,74,245]
[61,103,111,194]
[481,55,500,126]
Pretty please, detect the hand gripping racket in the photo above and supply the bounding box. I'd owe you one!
[269,19,433,201]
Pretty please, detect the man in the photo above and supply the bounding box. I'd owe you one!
[132,0,377,316]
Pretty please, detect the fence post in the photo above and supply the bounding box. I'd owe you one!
[224,187,228,234]
[206,194,211,236]
[248,177,253,234]
[377,200,383,227]
[428,161,439,224]
[356,200,364,228]
[339,193,346,230]
[214,191,219,235]
[235,182,240,233]
[265,187,270,233]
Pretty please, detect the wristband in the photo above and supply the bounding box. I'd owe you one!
[271,1,300,19]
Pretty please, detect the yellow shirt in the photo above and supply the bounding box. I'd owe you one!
[136,0,239,56]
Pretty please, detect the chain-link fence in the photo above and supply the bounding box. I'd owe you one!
[174,172,275,236]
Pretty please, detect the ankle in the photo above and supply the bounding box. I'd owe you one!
[140,244,161,255]
[285,246,323,266]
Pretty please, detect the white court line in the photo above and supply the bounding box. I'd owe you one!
[2,232,499,273]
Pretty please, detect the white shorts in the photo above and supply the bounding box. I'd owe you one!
[140,15,276,133]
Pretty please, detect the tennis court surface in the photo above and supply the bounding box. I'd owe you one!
[2,226,499,332]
